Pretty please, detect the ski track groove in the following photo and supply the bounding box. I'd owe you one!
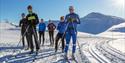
[1,34,125,63]
[97,40,125,63]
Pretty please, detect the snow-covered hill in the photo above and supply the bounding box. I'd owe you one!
[78,12,125,34]
[0,22,20,43]
[107,22,125,32]
[98,22,125,39]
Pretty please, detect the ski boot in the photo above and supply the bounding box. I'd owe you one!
[72,53,75,60]
[29,50,34,54]
[64,53,68,60]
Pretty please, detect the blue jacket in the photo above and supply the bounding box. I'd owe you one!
[39,23,46,32]
[65,13,80,33]
[57,21,66,33]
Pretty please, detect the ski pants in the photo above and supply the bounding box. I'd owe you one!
[55,33,65,51]
[27,27,40,51]
[39,31,45,45]
[49,31,54,45]
[64,32,76,53]
[21,27,29,48]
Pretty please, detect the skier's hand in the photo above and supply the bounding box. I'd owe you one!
[30,20,36,26]
[67,18,75,22]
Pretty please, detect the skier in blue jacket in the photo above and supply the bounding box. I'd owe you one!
[55,16,66,52]
[38,19,46,46]
[64,6,80,60]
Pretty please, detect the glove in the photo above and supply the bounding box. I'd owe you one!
[67,18,75,22]
[30,20,36,26]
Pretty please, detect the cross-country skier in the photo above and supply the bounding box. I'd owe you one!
[26,5,40,54]
[64,6,80,60]
[19,13,29,49]
[55,16,66,52]
[47,20,56,46]
[38,19,46,46]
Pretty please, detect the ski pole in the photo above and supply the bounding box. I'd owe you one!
[58,22,70,50]
[72,21,85,62]
[11,25,30,56]
[32,25,41,62]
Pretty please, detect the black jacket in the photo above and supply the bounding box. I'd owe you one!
[19,18,28,27]
[26,13,39,27]
[19,18,28,34]
[47,23,56,31]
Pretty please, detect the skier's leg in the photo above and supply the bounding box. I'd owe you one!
[21,30,25,48]
[64,32,71,53]
[72,33,76,53]
[55,33,60,52]
[33,29,40,51]
[28,34,34,53]
[26,33,30,49]
[27,27,34,53]
[61,33,65,52]
[49,31,52,45]
[52,31,54,45]
[22,35,25,48]
[42,32,45,45]
[39,31,42,44]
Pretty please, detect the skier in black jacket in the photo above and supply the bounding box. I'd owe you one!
[47,20,56,46]
[26,5,40,54]
[19,13,29,49]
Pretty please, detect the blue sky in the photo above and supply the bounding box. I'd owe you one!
[0,0,124,24]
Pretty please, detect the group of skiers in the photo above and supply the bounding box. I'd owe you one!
[19,5,80,59]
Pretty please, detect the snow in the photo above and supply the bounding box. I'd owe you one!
[0,22,125,63]
[108,39,125,53]
[98,32,125,39]
[98,22,125,54]
[0,22,17,30]
[0,22,20,43]
[0,22,91,63]
[107,22,125,30]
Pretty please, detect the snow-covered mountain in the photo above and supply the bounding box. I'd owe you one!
[0,22,20,30]
[107,22,125,32]
[77,12,125,34]
[98,22,125,39]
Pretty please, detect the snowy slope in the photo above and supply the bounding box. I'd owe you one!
[77,12,125,34]
[0,22,20,43]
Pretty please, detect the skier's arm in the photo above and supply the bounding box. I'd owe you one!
[76,14,80,24]
[57,23,60,30]
[26,15,31,25]
[64,15,68,23]
[47,24,50,30]
[35,14,39,25]
[53,23,56,30]
[44,23,46,31]
[19,20,22,27]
